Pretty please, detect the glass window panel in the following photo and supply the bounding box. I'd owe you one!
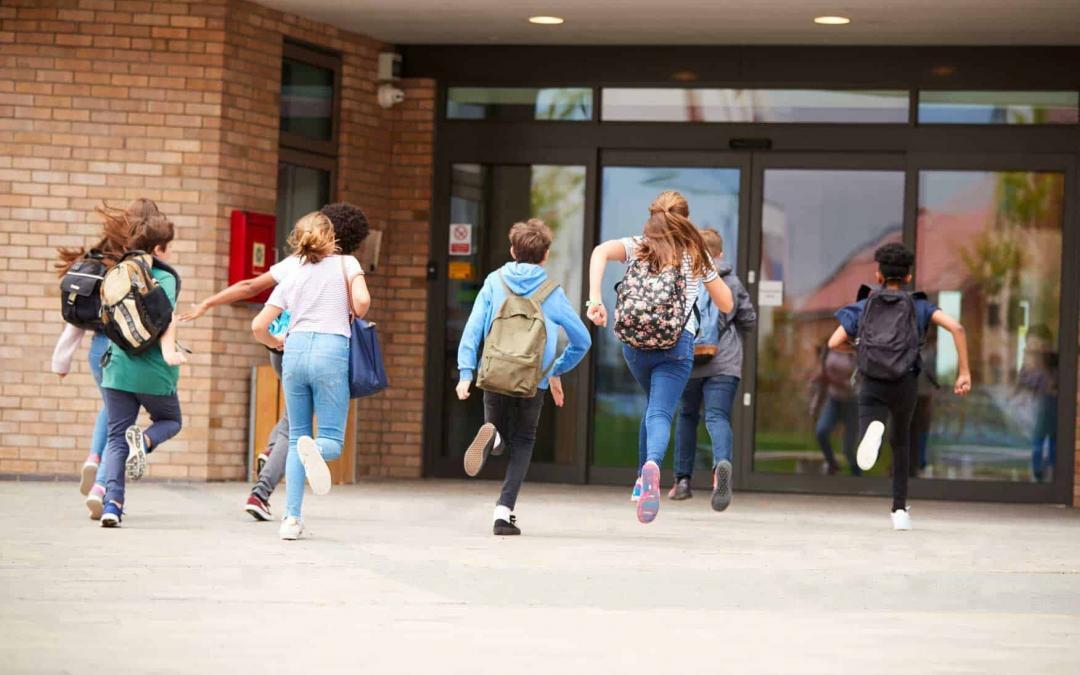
[275,162,331,262]
[602,89,909,123]
[918,91,1079,124]
[444,164,587,466]
[281,58,335,140]
[916,171,1065,482]
[592,167,741,470]
[447,87,592,121]
[754,169,905,476]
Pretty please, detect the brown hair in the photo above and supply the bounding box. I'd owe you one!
[508,218,553,265]
[129,213,175,255]
[700,228,723,257]
[54,198,162,276]
[287,211,337,264]
[635,191,713,276]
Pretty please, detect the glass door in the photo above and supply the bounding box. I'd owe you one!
[589,151,749,486]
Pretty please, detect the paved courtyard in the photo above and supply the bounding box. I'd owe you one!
[2,479,1079,674]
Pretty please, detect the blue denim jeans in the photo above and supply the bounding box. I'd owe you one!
[673,374,740,478]
[624,331,694,471]
[102,387,182,506]
[282,332,349,518]
[1031,394,1057,479]
[88,332,111,487]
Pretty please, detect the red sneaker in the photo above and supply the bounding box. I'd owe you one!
[244,493,272,521]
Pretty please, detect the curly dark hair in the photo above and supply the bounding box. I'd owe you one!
[319,202,369,255]
[874,241,915,281]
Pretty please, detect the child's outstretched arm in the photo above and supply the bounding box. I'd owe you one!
[455,280,494,401]
[586,239,627,327]
[178,271,277,322]
[251,304,285,351]
[827,324,853,352]
[160,319,188,366]
[931,310,972,395]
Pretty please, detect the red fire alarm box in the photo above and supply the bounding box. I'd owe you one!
[229,210,276,303]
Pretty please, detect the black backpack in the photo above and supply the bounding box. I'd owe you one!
[855,286,921,381]
[60,250,109,330]
[99,251,180,355]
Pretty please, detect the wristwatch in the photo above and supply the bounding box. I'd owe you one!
[585,299,603,308]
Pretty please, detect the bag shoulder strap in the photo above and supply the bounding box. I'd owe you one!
[529,278,559,305]
[151,258,181,295]
[340,255,355,321]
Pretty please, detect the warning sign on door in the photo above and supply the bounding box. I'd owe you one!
[449,223,472,256]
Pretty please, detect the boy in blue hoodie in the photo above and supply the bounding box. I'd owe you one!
[456,218,591,536]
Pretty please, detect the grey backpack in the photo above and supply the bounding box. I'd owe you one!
[855,288,920,381]
[476,274,559,398]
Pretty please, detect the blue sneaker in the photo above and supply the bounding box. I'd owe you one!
[101,501,123,528]
[630,477,642,503]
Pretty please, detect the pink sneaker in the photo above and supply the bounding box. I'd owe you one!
[80,455,99,496]
[85,484,105,520]
[637,461,661,524]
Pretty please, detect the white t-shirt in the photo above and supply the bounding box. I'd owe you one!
[267,254,363,338]
[269,255,302,284]
[621,236,718,334]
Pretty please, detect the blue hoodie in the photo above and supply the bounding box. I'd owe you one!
[458,262,591,390]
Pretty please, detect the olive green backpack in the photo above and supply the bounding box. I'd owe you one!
[476,273,560,398]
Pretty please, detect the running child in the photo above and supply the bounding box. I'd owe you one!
[669,228,755,511]
[52,199,162,519]
[251,212,370,541]
[456,218,591,536]
[827,242,971,530]
[587,191,733,524]
[179,203,369,521]
[99,214,187,527]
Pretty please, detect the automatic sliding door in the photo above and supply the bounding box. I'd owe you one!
[591,158,746,483]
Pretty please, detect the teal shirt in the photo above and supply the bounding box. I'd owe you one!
[102,267,180,396]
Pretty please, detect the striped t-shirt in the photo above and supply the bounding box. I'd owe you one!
[267,254,363,338]
[621,236,718,334]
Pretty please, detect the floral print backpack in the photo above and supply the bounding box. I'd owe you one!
[613,257,690,350]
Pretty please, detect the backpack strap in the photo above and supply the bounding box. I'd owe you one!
[151,257,181,296]
[529,278,559,305]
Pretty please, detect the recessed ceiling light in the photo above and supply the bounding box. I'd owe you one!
[528,16,564,25]
[813,16,851,25]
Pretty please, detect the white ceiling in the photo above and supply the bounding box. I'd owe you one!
[255,0,1080,45]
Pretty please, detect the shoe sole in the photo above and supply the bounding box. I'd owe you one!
[857,421,884,472]
[86,495,104,520]
[711,461,733,512]
[298,436,331,496]
[463,423,496,477]
[637,462,661,524]
[100,514,120,528]
[245,502,272,522]
[125,426,147,481]
[79,462,97,496]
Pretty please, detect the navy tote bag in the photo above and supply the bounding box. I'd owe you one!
[341,257,389,398]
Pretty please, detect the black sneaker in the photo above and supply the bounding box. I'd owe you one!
[668,476,692,500]
[711,460,733,512]
[493,515,520,536]
[464,423,497,477]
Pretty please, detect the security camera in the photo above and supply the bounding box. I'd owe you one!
[378,84,405,109]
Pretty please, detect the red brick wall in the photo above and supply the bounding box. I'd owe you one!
[0,0,432,480]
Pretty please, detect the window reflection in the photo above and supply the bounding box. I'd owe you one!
[280,58,335,140]
[916,171,1065,481]
[447,87,593,121]
[602,89,909,123]
[754,170,905,476]
[918,91,1079,124]
[592,167,741,469]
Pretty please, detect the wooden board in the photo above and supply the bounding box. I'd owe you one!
[251,364,355,485]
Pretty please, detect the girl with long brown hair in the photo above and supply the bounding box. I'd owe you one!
[587,190,733,524]
[51,199,162,519]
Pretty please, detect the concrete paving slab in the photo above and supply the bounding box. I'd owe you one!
[1,480,1079,674]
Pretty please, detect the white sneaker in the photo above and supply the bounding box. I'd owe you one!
[857,421,884,471]
[891,507,912,531]
[297,436,331,496]
[279,516,304,540]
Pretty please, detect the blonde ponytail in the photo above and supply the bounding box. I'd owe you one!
[287,211,337,264]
